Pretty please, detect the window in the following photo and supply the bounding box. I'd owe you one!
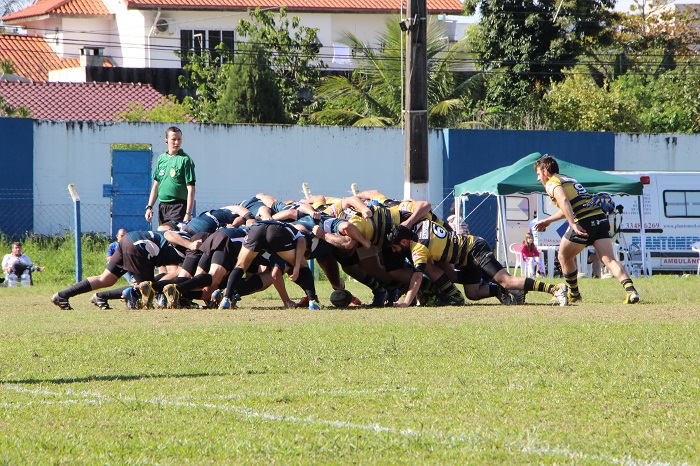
[180,30,235,66]
[664,190,700,217]
[505,195,530,221]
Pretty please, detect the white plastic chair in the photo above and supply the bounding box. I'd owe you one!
[510,243,525,276]
[625,243,653,278]
[692,241,700,275]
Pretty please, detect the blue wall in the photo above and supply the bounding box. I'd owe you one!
[0,118,34,237]
[442,129,616,245]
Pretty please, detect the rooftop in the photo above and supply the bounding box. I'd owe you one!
[2,0,110,21]
[0,34,112,81]
[0,81,174,121]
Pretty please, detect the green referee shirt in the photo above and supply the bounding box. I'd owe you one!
[152,150,196,203]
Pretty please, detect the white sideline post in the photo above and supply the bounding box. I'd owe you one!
[68,184,82,283]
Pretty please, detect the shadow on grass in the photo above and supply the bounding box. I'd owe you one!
[1,372,229,385]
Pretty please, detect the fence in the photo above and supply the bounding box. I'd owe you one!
[1,187,504,252]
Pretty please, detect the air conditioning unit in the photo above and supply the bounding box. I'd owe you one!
[155,18,170,34]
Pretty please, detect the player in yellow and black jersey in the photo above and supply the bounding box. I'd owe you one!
[385,219,568,307]
[533,155,639,304]
[356,189,448,231]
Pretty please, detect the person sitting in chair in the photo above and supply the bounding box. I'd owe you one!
[519,232,545,277]
[2,242,44,284]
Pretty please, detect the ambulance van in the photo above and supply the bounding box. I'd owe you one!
[503,172,700,274]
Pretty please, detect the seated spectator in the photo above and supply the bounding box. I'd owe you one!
[2,242,44,284]
[519,232,545,277]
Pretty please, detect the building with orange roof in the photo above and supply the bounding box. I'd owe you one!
[2,0,467,79]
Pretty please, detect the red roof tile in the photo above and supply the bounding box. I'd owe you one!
[122,0,463,13]
[0,81,176,121]
[0,34,87,81]
[2,0,110,22]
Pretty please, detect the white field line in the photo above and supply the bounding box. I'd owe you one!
[2,384,685,466]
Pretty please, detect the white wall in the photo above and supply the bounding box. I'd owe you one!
[32,121,445,235]
[615,134,700,171]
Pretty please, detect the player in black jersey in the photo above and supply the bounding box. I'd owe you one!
[51,230,182,310]
[221,220,320,310]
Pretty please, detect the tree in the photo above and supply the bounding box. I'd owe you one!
[178,7,324,123]
[235,7,325,122]
[216,42,287,124]
[306,19,477,128]
[119,96,192,122]
[615,64,700,133]
[541,68,637,132]
[178,49,232,123]
[0,95,30,118]
[0,58,16,75]
[469,0,618,109]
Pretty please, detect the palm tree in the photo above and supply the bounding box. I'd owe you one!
[307,19,479,128]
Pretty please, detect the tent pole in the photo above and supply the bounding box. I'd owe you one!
[455,194,461,230]
[637,194,648,277]
[497,196,508,265]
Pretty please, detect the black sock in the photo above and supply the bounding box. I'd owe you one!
[488,283,498,297]
[294,267,318,301]
[239,274,264,296]
[153,276,189,292]
[179,274,212,292]
[96,286,129,300]
[59,279,92,299]
[225,267,245,299]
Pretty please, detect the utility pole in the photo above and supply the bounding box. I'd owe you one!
[403,0,429,201]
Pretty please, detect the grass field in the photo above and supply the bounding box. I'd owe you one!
[2,274,700,465]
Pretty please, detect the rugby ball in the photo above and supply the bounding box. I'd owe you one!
[329,289,354,307]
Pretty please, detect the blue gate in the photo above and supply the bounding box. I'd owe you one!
[103,149,152,236]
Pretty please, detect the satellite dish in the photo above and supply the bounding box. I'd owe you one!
[155,18,169,33]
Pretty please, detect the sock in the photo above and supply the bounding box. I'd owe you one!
[225,267,245,299]
[564,271,579,296]
[239,274,264,296]
[179,274,212,292]
[96,286,128,300]
[620,278,636,293]
[530,279,556,294]
[59,279,92,299]
[293,267,318,301]
[488,283,498,297]
[434,274,464,304]
[180,290,203,300]
[358,274,385,293]
[153,276,189,292]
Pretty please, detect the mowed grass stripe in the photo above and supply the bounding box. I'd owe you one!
[1,277,699,464]
[2,384,679,466]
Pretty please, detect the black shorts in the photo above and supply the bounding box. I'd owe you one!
[564,216,610,246]
[244,223,296,253]
[159,200,186,226]
[200,232,243,271]
[107,237,155,281]
[463,237,503,283]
